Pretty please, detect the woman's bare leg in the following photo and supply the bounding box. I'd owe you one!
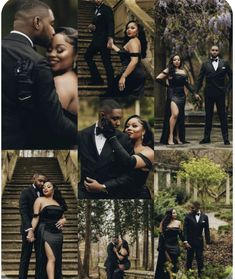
[168,101,179,144]
[45,242,55,279]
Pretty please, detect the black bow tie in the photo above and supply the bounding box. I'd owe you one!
[195,213,200,216]
[211,58,218,62]
[96,126,103,135]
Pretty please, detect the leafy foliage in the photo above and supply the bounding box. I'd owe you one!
[178,156,227,206]
[155,0,232,58]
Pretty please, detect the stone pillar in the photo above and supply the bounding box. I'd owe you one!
[135,100,140,115]
[166,172,171,188]
[154,170,159,195]
[193,187,198,201]
[226,175,230,205]
[176,175,181,187]
[186,178,190,195]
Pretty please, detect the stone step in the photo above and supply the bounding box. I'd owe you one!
[2,259,78,271]
[2,232,77,240]
[1,270,78,279]
[2,239,78,249]
[2,248,78,259]
[2,222,78,229]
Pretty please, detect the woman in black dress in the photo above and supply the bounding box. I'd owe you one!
[31,182,67,279]
[85,115,154,198]
[156,54,198,145]
[155,208,185,279]
[46,27,78,148]
[113,238,130,279]
[109,21,147,97]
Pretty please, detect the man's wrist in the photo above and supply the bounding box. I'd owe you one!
[101,184,108,193]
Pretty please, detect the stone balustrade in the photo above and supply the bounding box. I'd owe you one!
[98,263,154,279]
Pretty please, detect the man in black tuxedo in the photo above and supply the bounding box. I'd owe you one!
[84,0,114,90]
[194,45,232,145]
[183,201,211,278]
[2,0,77,149]
[78,99,135,199]
[104,236,119,279]
[19,173,47,279]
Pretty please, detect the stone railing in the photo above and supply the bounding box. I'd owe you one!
[153,163,232,205]
[1,151,19,193]
[98,263,154,279]
[55,150,78,198]
[105,0,155,79]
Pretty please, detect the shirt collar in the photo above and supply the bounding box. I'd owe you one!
[10,30,34,48]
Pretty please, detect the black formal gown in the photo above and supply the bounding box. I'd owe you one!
[158,73,194,144]
[155,227,184,279]
[35,205,64,279]
[113,251,130,279]
[118,153,152,199]
[114,48,147,97]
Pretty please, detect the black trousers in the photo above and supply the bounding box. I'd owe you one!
[186,246,204,274]
[204,93,228,140]
[84,40,114,88]
[106,266,116,279]
[19,232,36,279]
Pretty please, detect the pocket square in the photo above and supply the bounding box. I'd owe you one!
[202,220,205,223]
[222,67,226,69]
[97,13,101,16]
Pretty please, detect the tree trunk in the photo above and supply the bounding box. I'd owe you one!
[155,2,167,122]
[83,200,92,277]
[150,200,155,270]
[114,200,122,236]
[142,200,149,269]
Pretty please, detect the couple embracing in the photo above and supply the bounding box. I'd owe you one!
[19,173,67,279]
[105,236,131,279]
[78,99,155,199]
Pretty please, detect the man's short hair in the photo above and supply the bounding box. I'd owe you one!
[14,0,50,17]
[191,201,201,209]
[99,99,121,113]
[33,173,47,180]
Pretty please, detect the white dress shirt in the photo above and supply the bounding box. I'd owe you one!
[211,57,219,71]
[94,123,106,155]
[195,211,201,223]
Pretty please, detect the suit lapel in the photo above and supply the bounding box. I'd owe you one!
[88,125,100,160]
[30,186,37,200]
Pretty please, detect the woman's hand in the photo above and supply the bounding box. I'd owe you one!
[84,177,106,193]
[119,75,126,91]
[56,217,66,230]
[27,230,35,243]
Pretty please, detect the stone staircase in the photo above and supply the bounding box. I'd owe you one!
[1,157,78,279]
[136,0,155,18]
[78,0,153,96]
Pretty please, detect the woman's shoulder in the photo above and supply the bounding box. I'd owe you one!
[139,146,154,161]
[54,72,77,95]
[126,38,141,52]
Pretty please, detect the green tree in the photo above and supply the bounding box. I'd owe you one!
[178,157,227,206]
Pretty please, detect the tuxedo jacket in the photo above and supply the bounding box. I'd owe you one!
[78,124,134,198]
[183,212,210,248]
[104,242,117,269]
[194,58,232,97]
[92,3,114,44]
[2,33,77,149]
[19,185,39,234]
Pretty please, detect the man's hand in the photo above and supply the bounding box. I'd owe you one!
[56,218,66,230]
[84,177,106,192]
[194,93,201,101]
[184,242,191,249]
[107,37,113,49]
[88,24,96,32]
[26,229,35,243]
[101,118,116,139]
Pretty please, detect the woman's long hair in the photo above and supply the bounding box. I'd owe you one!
[161,208,174,232]
[123,115,154,149]
[123,20,147,59]
[167,54,183,77]
[50,182,68,211]
[122,239,130,256]
[55,27,78,72]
